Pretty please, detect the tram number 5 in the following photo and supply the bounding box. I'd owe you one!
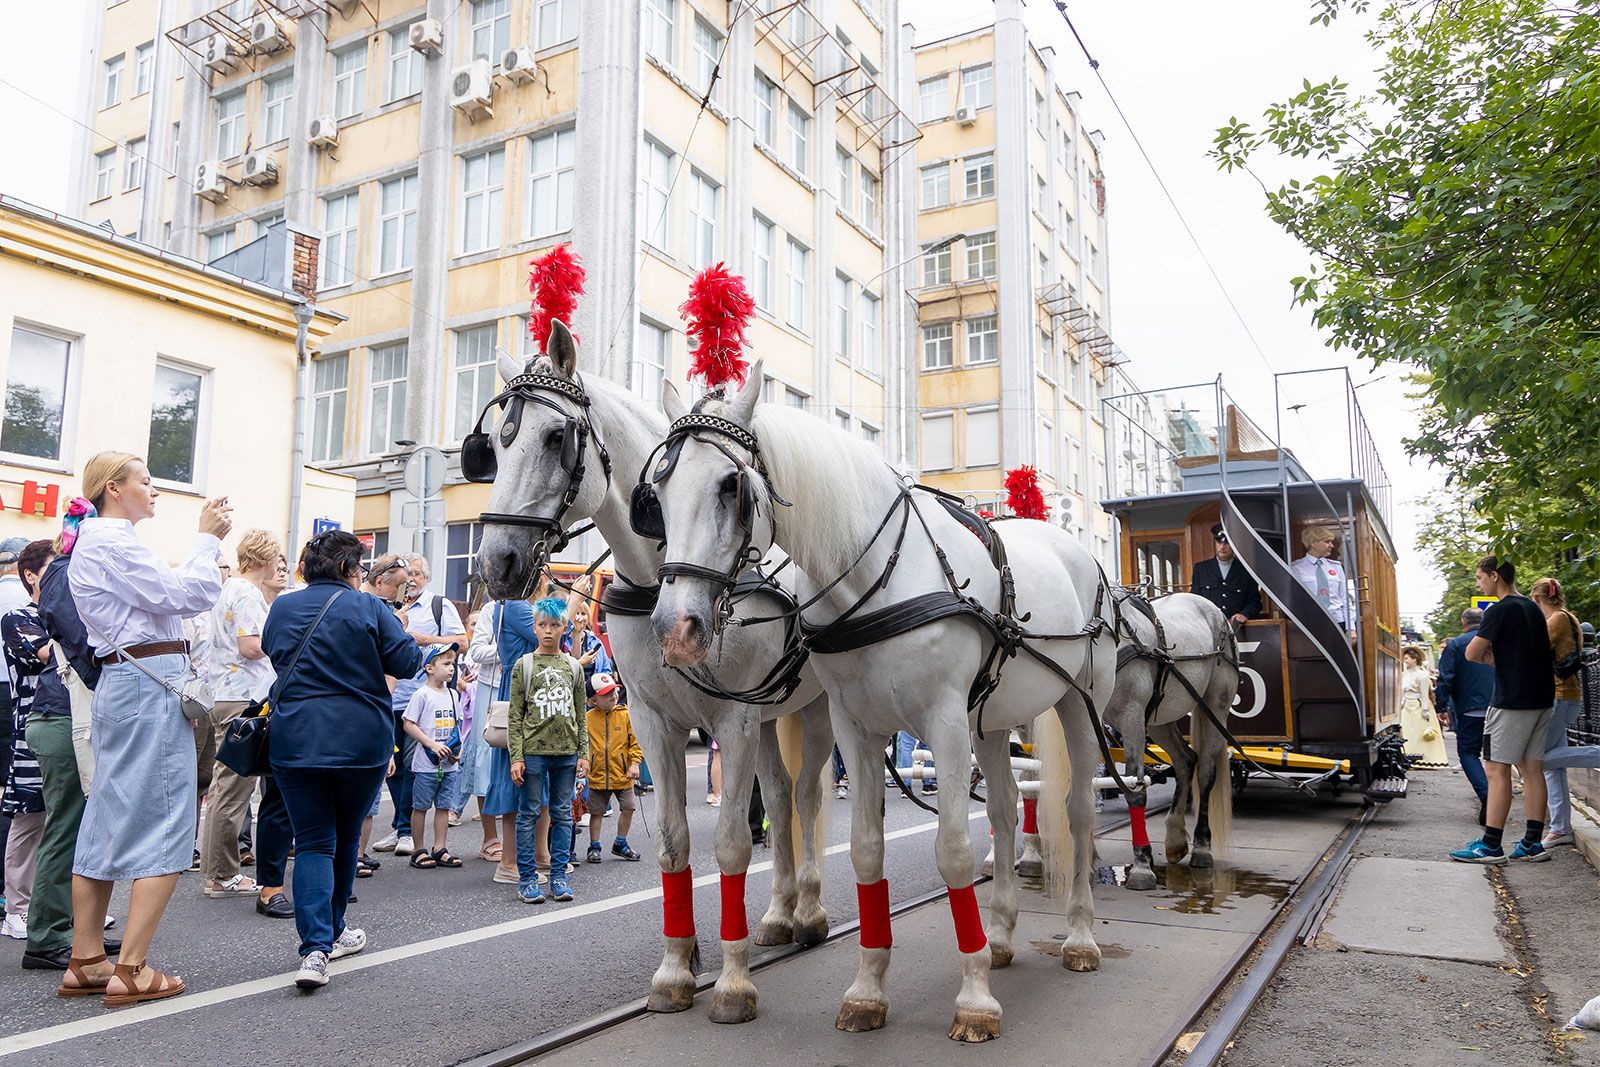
[1231,641,1267,720]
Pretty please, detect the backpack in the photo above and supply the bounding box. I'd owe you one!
[485,651,582,749]
[1554,613,1584,681]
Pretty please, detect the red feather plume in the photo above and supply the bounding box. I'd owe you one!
[680,263,755,388]
[527,244,586,353]
[1004,466,1049,521]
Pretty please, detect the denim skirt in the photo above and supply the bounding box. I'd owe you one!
[73,654,197,881]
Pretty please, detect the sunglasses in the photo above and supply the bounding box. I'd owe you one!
[364,559,407,581]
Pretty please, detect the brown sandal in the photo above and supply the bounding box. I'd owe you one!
[56,954,111,998]
[102,961,186,1008]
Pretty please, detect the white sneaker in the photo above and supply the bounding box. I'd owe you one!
[1543,831,1575,848]
[371,831,399,853]
[296,950,330,989]
[394,835,415,857]
[330,927,367,960]
[1,913,27,940]
[835,784,849,800]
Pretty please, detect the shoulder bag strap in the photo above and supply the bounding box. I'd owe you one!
[82,619,189,699]
[268,588,347,707]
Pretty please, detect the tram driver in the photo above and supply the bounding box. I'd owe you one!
[1291,524,1355,634]
[1190,524,1261,625]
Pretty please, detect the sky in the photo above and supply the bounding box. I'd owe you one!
[0,1,1447,619]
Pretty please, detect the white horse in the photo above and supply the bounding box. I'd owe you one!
[649,366,1115,1043]
[475,324,835,1024]
[1102,591,1236,890]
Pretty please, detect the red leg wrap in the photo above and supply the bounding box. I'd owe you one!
[857,879,892,950]
[662,867,695,939]
[1129,805,1150,850]
[720,871,749,942]
[1022,797,1039,835]
[947,883,987,954]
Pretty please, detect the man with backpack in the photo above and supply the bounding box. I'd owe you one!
[400,555,467,652]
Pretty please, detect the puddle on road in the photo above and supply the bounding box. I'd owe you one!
[1088,862,1297,914]
[1031,939,1132,959]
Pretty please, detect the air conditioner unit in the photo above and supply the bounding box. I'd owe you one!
[327,0,362,15]
[450,59,494,120]
[410,18,444,55]
[195,160,229,202]
[308,115,339,148]
[241,149,279,186]
[250,13,290,53]
[955,104,977,126]
[500,46,538,83]
[205,33,243,72]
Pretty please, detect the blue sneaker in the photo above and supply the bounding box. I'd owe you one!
[517,883,546,904]
[550,877,574,902]
[1449,838,1507,865]
[1509,839,1552,863]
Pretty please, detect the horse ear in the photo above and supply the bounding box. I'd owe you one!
[546,319,579,379]
[725,359,763,427]
[662,378,689,421]
[497,349,524,387]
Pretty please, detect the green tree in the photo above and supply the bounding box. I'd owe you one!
[1213,0,1600,580]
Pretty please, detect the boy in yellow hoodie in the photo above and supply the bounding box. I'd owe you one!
[584,673,643,862]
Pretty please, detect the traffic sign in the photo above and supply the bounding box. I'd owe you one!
[1472,595,1499,612]
[403,446,447,499]
[312,518,342,536]
[400,499,448,528]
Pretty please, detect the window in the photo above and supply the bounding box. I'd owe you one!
[692,17,721,101]
[134,42,154,96]
[1,326,72,461]
[92,148,115,201]
[921,412,953,471]
[859,169,879,231]
[861,423,880,448]
[148,362,205,485]
[1035,173,1049,216]
[253,74,292,145]
[459,146,505,254]
[834,409,851,431]
[1088,241,1102,279]
[1038,250,1050,288]
[921,323,953,369]
[858,291,880,374]
[387,26,422,101]
[311,354,348,463]
[536,0,579,48]
[918,75,948,122]
[754,74,777,148]
[965,407,999,467]
[368,343,408,454]
[469,0,510,61]
[256,212,283,238]
[785,238,809,330]
[966,233,996,279]
[688,172,719,269]
[1038,419,1054,478]
[1068,352,1083,400]
[170,122,181,169]
[321,191,358,287]
[785,99,809,173]
[215,90,245,158]
[527,127,576,237]
[123,138,145,191]
[1038,327,1052,373]
[834,146,852,212]
[921,241,952,286]
[833,273,851,361]
[634,319,670,402]
[966,315,997,365]
[377,173,418,274]
[642,0,675,62]
[963,154,994,199]
[1069,440,1082,491]
[960,64,992,109]
[452,325,499,440]
[784,387,808,411]
[101,54,124,109]
[752,215,775,309]
[920,164,950,209]
[1033,89,1047,130]
[205,228,235,262]
[333,43,367,118]
[445,522,485,602]
[640,139,673,251]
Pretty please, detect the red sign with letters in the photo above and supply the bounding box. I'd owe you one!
[2,480,63,519]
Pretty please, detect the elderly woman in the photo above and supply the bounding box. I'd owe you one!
[62,452,231,1006]
[263,531,420,990]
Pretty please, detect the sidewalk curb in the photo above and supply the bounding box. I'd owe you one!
[1567,794,1600,874]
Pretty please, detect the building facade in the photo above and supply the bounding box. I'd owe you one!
[73,0,920,600]
[0,195,349,563]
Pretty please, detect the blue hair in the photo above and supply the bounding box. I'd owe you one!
[533,596,568,624]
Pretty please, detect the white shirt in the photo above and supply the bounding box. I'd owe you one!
[69,517,223,656]
[1289,553,1353,628]
[466,597,503,689]
[207,576,276,701]
[0,574,29,614]
[404,585,465,639]
[1216,559,1233,581]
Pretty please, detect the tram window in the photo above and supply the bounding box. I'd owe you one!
[1134,538,1181,595]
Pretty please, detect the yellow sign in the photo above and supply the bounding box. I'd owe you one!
[1472,596,1499,612]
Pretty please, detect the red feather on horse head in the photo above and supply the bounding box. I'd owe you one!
[527,244,586,353]
[680,263,755,389]
[1004,466,1049,521]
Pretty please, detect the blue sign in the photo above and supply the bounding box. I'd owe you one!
[312,518,342,536]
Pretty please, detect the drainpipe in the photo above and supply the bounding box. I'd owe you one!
[287,301,312,561]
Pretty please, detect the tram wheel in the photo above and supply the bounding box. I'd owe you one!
[1230,763,1249,799]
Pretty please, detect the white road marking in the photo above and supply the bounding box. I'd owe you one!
[0,810,987,1059]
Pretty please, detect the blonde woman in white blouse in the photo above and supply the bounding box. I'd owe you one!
[57,452,230,1007]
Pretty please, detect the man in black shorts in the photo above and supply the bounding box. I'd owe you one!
[1450,555,1554,864]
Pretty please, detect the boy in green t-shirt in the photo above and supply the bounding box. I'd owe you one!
[509,597,589,903]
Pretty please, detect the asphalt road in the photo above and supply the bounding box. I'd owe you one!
[0,745,1167,1066]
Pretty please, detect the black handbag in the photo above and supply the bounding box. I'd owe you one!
[1554,614,1585,681]
[216,589,346,777]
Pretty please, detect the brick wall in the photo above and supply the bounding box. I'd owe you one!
[291,231,319,300]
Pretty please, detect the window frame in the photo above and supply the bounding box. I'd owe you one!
[366,342,409,456]
[920,410,954,472]
[963,153,995,200]
[320,188,360,288]
[451,323,500,442]
[468,0,511,62]
[332,41,368,120]
[386,24,423,102]
[215,89,246,159]
[458,145,506,255]
[526,126,577,239]
[101,54,125,110]
[921,322,953,370]
[691,15,721,103]
[784,236,809,331]
[262,72,294,144]
[965,314,998,366]
[133,41,154,97]
[642,0,676,64]
[966,232,997,280]
[123,138,145,192]
[964,405,1000,469]
[858,290,880,375]
[92,147,116,202]
[832,272,851,362]
[633,318,671,403]
[960,64,993,110]
[640,137,674,253]
[310,353,349,464]
[688,170,719,269]
[917,74,948,122]
[752,214,775,310]
[0,321,79,468]
[785,98,810,174]
[146,357,210,490]
[535,0,580,49]
[754,73,777,149]
[376,172,419,276]
[921,242,952,287]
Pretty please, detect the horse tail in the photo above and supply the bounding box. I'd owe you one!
[1200,621,1238,854]
[1035,705,1075,907]
[1207,730,1233,854]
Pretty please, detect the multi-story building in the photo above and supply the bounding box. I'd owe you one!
[908,0,1128,562]
[74,0,919,599]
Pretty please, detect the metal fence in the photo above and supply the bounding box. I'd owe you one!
[1573,648,1600,745]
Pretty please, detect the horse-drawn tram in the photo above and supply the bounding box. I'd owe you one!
[1101,372,1409,801]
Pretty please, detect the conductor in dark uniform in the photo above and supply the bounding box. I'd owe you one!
[1190,524,1261,624]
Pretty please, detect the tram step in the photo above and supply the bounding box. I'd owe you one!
[1364,776,1408,799]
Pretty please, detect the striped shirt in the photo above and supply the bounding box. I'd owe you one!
[1,606,47,814]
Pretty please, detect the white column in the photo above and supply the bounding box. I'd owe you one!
[168,0,212,255]
[993,0,1034,472]
[887,10,917,469]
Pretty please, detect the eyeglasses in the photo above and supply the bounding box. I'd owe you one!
[364,559,406,582]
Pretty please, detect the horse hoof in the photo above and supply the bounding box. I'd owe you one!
[647,983,697,1013]
[835,999,888,1033]
[1015,857,1043,878]
[1063,945,1101,972]
[1191,850,1214,870]
[989,942,1014,969]
[949,1008,1002,1043]
[1166,843,1189,864]
[709,988,758,1024]
[753,921,793,947]
[1126,867,1158,892]
[792,917,829,948]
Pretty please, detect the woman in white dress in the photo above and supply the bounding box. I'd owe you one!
[1399,645,1449,769]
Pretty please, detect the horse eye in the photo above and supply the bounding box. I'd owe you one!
[718,473,740,498]
[544,428,564,450]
